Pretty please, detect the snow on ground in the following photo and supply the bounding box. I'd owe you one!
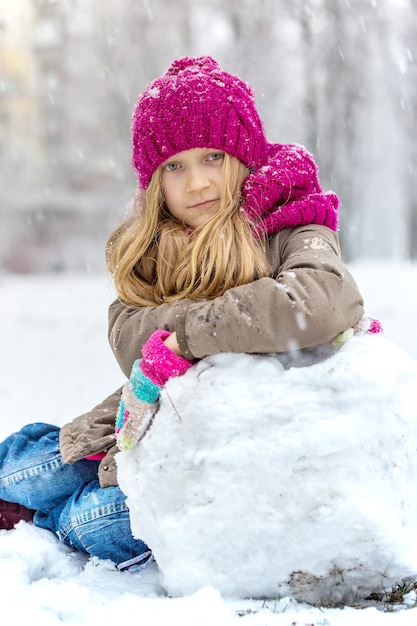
[1,260,417,625]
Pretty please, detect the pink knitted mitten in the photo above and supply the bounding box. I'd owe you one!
[333,316,384,346]
[116,331,193,450]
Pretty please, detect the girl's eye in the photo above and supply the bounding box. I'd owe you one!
[164,162,180,172]
[207,152,224,162]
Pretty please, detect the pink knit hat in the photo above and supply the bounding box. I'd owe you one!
[131,56,268,189]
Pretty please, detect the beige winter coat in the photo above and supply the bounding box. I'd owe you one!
[60,224,364,487]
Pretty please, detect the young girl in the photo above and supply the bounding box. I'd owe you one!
[0,56,366,571]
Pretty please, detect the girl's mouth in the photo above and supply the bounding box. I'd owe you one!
[190,199,217,209]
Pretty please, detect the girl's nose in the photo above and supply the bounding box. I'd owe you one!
[186,166,210,192]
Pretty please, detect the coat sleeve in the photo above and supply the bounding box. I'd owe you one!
[108,298,192,378]
[175,224,364,358]
[107,223,364,362]
[59,388,122,487]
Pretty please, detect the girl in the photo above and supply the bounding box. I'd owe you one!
[0,56,366,571]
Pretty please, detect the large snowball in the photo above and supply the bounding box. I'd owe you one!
[117,336,417,604]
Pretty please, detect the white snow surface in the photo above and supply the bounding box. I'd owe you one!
[1,259,417,625]
[118,336,417,603]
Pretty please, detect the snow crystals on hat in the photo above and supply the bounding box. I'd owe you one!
[131,56,268,189]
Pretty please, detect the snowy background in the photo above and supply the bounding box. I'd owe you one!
[2,0,417,272]
[1,260,417,625]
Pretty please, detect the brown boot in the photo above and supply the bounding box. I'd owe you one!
[0,499,35,530]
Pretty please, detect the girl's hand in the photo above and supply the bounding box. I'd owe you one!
[163,331,183,356]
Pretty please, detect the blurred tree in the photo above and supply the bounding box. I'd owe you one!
[401,0,417,258]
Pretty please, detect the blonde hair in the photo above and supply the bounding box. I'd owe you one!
[106,154,271,306]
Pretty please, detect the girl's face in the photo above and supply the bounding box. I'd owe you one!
[160,147,226,229]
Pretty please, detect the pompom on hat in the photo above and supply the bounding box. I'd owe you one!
[131,56,268,189]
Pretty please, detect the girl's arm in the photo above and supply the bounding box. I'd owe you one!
[175,224,364,359]
[108,298,189,377]
[108,224,364,366]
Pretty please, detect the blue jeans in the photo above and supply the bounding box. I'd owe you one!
[0,423,150,571]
